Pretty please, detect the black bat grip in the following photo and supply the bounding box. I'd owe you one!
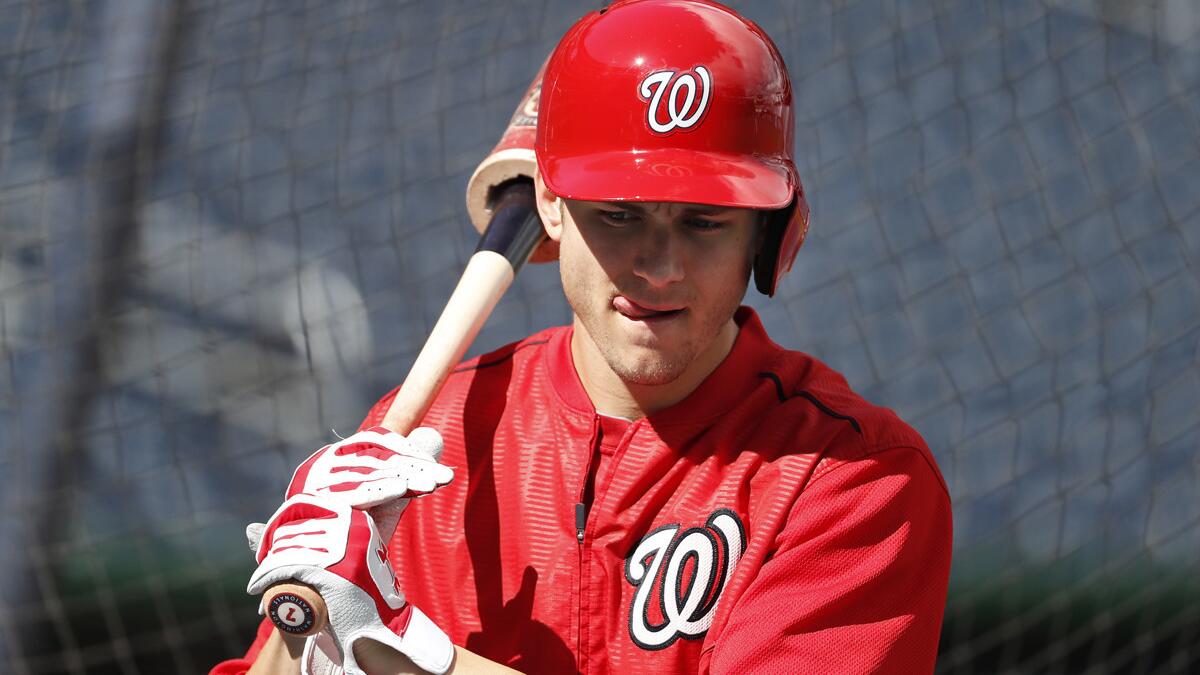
[474,178,543,273]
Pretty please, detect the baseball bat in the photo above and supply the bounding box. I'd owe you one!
[261,64,548,639]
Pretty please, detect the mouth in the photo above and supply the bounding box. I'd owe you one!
[612,295,686,322]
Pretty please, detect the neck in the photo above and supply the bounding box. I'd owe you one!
[570,317,739,420]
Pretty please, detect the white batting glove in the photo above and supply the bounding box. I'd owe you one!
[246,494,454,675]
[286,426,454,538]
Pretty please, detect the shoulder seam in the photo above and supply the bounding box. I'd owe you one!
[450,338,550,374]
[757,371,863,435]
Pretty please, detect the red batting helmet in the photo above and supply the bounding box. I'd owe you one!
[534,0,809,296]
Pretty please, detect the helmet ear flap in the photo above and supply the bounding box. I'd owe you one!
[753,206,792,297]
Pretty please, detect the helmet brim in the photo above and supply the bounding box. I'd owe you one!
[539,148,796,211]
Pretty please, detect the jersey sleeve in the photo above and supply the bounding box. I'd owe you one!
[705,445,953,675]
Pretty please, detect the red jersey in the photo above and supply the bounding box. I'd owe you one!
[217,307,952,674]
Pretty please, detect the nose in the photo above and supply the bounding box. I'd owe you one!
[631,226,685,288]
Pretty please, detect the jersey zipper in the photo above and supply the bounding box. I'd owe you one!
[574,415,601,674]
[576,415,601,542]
[574,503,587,543]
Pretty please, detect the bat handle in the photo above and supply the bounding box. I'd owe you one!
[474,179,541,274]
[263,582,328,638]
[380,181,542,434]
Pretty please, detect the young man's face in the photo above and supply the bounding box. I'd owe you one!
[541,187,761,388]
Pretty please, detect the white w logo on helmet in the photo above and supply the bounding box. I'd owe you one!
[639,66,712,134]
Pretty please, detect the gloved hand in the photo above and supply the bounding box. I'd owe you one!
[246,493,455,675]
[285,426,454,538]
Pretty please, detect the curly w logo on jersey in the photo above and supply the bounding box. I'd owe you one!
[638,66,713,134]
[624,509,746,649]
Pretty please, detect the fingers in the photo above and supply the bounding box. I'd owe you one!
[405,426,444,462]
[314,459,453,509]
[359,458,454,496]
[289,427,454,509]
[246,522,266,553]
[352,427,445,463]
[360,452,454,487]
[394,453,455,490]
[316,478,411,509]
[247,563,343,597]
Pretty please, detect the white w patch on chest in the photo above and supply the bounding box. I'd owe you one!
[624,509,746,650]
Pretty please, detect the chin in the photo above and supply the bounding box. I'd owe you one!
[615,367,679,387]
[608,350,691,387]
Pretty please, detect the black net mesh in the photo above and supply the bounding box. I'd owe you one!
[1,0,1197,672]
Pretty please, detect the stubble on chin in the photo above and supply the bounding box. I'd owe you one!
[596,337,693,386]
[559,245,737,390]
[566,287,694,388]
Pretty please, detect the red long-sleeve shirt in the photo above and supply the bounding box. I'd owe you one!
[215,307,952,673]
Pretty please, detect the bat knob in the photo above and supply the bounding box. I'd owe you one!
[265,582,327,638]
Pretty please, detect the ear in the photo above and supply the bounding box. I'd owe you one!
[534,167,565,243]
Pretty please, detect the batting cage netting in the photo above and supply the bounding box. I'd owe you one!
[1,0,1197,672]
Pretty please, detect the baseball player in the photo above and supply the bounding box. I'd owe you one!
[215,1,952,673]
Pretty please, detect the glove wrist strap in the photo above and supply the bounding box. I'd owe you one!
[338,605,455,675]
[394,605,455,674]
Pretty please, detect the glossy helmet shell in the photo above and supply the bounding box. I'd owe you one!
[534,0,809,295]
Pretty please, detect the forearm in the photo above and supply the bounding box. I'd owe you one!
[355,640,522,674]
[243,631,519,675]
[245,630,303,675]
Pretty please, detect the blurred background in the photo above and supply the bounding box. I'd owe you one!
[1,0,1197,672]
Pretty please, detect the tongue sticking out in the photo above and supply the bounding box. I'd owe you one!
[613,296,680,320]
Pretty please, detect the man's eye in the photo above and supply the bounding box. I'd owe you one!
[600,210,635,223]
[686,217,723,230]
